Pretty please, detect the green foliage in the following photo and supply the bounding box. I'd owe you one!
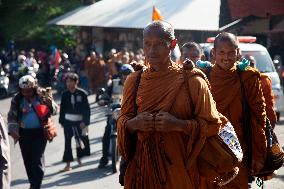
[0,0,82,49]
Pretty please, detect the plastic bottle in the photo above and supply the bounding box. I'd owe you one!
[196,60,211,69]
[237,58,249,71]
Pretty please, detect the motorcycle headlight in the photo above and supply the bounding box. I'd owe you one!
[4,77,9,84]
[112,108,121,120]
[0,80,3,84]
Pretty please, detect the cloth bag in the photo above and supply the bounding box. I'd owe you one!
[182,69,243,185]
[198,122,243,183]
[252,118,284,179]
[33,104,57,142]
[42,117,57,142]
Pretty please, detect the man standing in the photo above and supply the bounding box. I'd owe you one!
[210,32,267,188]
[59,73,91,171]
[117,21,225,189]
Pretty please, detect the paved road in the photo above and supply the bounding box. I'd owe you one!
[0,94,283,189]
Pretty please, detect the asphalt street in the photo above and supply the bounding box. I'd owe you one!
[0,94,283,189]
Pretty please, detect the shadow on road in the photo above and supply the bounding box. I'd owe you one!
[11,179,27,187]
[41,166,114,188]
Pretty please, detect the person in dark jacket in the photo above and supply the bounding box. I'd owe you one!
[8,75,57,189]
[59,72,91,171]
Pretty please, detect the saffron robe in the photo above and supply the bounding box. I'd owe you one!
[260,74,277,125]
[117,64,223,189]
[210,64,267,189]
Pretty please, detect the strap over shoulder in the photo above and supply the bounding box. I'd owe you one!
[183,67,211,88]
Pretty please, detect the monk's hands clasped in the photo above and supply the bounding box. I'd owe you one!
[155,111,186,132]
[126,112,155,133]
[126,111,187,133]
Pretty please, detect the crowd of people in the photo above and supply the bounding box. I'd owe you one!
[0,44,145,97]
[0,20,282,189]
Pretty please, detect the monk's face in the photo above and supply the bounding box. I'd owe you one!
[143,31,172,68]
[213,41,240,70]
[181,47,201,63]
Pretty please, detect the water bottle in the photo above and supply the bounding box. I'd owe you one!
[237,58,249,71]
[196,60,211,69]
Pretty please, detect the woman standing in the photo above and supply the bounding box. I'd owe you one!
[8,75,57,189]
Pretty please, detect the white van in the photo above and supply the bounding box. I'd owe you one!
[201,37,284,120]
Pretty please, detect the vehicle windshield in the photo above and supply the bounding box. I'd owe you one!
[242,51,275,73]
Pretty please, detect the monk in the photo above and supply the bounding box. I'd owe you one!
[210,32,267,188]
[180,42,212,77]
[92,54,107,91]
[84,51,97,92]
[246,55,277,127]
[117,21,225,189]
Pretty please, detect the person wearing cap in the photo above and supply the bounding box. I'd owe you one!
[59,72,91,172]
[98,64,134,168]
[7,75,57,189]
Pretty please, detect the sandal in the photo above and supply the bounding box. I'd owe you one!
[59,166,72,172]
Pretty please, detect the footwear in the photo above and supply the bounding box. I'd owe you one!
[59,166,72,172]
[98,157,108,168]
[77,159,82,166]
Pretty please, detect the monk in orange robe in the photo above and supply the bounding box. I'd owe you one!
[260,75,277,126]
[92,54,107,91]
[246,55,277,127]
[117,21,225,189]
[210,32,267,189]
[84,51,97,92]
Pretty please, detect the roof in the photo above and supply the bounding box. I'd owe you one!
[47,0,221,31]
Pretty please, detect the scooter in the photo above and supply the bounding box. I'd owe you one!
[107,102,121,173]
[0,70,9,99]
[98,90,121,173]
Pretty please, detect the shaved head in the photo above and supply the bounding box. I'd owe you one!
[214,32,239,49]
[143,21,175,44]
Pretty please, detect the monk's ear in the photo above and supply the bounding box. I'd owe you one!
[236,48,241,60]
[211,48,216,60]
[170,39,177,50]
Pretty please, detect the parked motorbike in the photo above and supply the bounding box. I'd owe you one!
[98,89,121,173]
[0,70,9,99]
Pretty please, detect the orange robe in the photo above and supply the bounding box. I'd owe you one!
[92,59,107,91]
[117,64,223,189]
[260,74,277,125]
[210,64,267,189]
[84,56,96,91]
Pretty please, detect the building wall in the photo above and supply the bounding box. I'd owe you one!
[88,27,218,55]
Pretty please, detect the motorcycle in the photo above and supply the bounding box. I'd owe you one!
[98,90,121,173]
[0,70,9,99]
[108,102,121,173]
